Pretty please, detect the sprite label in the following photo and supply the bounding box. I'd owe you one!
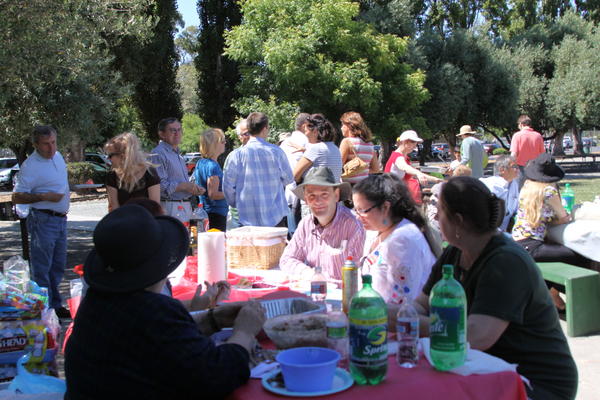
[430,306,465,352]
[349,316,388,364]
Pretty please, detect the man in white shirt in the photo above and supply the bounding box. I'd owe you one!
[480,155,520,232]
[280,113,310,230]
[12,125,71,318]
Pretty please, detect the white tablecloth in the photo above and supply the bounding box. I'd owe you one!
[548,220,600,262]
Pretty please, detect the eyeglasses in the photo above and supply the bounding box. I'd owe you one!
[355,203,380,216]
[107,153,121,159]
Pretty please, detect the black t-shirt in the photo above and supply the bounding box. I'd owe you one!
[106,167,160,206]
[423,234,577,400]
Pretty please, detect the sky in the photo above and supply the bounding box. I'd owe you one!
[177,1,199,29]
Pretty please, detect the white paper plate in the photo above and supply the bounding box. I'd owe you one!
[262,367,353,397]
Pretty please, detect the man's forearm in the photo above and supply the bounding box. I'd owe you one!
[12,192,43,204]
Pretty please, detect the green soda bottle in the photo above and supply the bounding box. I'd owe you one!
[429,264,467,371]
[562,183,575,214]
[349,274,388,385]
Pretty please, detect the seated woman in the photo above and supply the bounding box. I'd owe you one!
[414,176,577,400]
[65,204,265,399]
[104,132,160,211]
[352,174,438,303]
[512,153,592,309]
[193,128,228,231]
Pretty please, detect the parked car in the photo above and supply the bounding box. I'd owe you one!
[431,143,450,160]
[582,137,597,147]
[184,153,202,175]
[0,158,19,188]
[482,142,500,155]
[85,152,111,167]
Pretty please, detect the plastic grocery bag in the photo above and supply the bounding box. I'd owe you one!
[5,353,65,396]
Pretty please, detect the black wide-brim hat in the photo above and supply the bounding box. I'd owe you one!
[84,204,189,293]
[524,153,565,183]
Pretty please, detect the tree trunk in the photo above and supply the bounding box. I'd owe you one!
[572,122,584,156]
[552,131,566,156]
[65,137,85,162]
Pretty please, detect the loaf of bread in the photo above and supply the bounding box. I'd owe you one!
[263,313,328,349]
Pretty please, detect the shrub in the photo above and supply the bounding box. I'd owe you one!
[493,148,509,155]
[67,162,107,186]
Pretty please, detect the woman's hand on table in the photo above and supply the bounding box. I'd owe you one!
[228,301,267,353]
[189,280,231,311]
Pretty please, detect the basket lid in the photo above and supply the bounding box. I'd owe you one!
[226,226,288,239]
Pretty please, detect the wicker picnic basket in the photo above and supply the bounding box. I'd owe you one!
[226,226,288,269]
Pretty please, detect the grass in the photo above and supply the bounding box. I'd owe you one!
[560,176,599,203]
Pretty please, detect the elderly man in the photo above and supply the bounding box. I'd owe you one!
[151,118,205,221]
[235,119,250,146]
[480,155,520,232]
[457,125,485,178]
[12,125,70,318]
[510,115,545,187]
[280,167,365,282]
[223,112,293,227]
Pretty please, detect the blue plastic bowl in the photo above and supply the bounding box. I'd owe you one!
[275,347,340,392]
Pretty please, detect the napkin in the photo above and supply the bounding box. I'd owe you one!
[250,361,280,379]
[420,338,530,387]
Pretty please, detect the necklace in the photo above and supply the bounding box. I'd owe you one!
[371,222,398,252]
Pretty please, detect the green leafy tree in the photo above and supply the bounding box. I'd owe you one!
[111,0,182,143]
[180,113,208,153]
[195,0,242,129]
[411,29,518,148]
[0,0,153,163]
[177,63,199,114]
[176,25,200,63]
[225,0,428,155]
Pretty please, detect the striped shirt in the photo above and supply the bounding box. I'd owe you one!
[303,142,343,183]
[223,136,293,227]
[280,204,365,281]
[342,137,374,184]
[150,141,191,201]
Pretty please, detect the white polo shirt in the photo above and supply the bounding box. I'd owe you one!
[14,150,70,214]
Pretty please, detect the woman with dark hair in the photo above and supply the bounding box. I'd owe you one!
[414,176,577,400]
[352,174,438,302]
[293,114,343,184]
[339,111,380,184]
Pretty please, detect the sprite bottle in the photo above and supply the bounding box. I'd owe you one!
[429,264,467,371]
[349,274,388,385]
[561,183,575,214]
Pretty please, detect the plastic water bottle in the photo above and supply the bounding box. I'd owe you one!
[349,274,388,385]
[327,304,349,370]
[429,264,467,371]
[396,296,419,368]
[191,202,209,232]
[310,266,327,305]
[174,205,188,227]
[562,183,575,213]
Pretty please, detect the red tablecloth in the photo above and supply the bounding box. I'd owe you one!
[228,356,527,400]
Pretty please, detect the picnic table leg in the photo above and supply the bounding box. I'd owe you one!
[19,217,30,261]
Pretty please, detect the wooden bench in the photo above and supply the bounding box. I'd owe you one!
[537,262,600,336]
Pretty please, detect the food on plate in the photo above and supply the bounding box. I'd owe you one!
[263,313,328,349]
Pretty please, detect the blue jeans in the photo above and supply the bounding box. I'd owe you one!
[27,210,67,309]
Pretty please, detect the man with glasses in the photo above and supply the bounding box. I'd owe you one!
[223,112,293,227]
[12,125,71,319]
[280,167,365,282]
[480,155,520,232]
[151,118,205,221]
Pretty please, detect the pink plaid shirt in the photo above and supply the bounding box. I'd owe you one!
[280,204,365,281]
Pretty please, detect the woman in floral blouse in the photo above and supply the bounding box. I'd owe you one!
[512,153,591,309]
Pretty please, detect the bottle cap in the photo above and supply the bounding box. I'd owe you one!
[361,274,372,284]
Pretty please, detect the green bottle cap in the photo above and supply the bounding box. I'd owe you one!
[361,274,372,284]
[442,264,454,276]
